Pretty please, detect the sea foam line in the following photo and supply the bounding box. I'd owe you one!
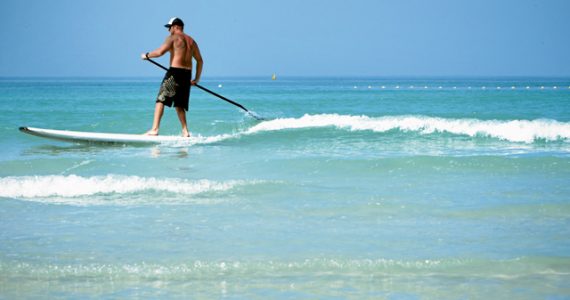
[4,257,569,280]
[239,114,570,143]
[0,175,261,199]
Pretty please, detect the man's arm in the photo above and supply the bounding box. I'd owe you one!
[192,42,203,84]
[141,36,172,60]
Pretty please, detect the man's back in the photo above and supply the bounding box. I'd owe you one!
[169,33,195,70]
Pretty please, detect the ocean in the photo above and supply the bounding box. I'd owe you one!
[1,76,569,299]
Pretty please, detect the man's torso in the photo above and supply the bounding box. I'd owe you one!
[169,33,194,70]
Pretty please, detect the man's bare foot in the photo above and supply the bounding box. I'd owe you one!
[182,130,190,138]
[144,129,159,136]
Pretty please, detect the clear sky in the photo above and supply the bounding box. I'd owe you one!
[1,0,569,77]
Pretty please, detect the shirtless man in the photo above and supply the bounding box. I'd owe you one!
[141,17,203,137]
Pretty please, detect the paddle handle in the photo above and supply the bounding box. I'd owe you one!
[146,54,168,71]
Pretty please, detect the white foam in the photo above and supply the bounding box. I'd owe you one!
[140,114,570,146]
[0,175,263,204]
[4,257,564,280]
[188,133,236,145]
[241,114,570,143]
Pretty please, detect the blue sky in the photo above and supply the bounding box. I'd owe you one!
[1,0,569,77]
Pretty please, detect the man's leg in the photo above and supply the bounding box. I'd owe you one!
[175,106,190,137]
[146,102,165,135]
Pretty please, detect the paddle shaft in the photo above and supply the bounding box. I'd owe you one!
[145,56,262,120]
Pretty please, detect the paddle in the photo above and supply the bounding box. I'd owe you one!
[145,56,264,120]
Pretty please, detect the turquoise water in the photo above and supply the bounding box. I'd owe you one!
[1,77,570,299]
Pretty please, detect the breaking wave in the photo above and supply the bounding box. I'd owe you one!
[237,114,570,144]
[0,175,266,206]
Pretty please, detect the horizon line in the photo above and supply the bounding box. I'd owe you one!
[2,75,570,80]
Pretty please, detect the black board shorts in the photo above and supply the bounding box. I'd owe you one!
[156,67,192,111]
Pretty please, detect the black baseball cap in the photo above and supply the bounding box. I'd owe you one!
[165,17,184,28]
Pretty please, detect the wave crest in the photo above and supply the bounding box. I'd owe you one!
[243,114,570,143]
[0,175,264,205]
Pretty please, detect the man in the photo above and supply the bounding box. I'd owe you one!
[142,17,203,137]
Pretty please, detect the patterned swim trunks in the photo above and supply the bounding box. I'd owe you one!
[156,67,192,111]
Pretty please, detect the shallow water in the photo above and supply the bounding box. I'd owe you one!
[1,77,570,298]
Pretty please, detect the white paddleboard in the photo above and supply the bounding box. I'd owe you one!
[19,127,192,144]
